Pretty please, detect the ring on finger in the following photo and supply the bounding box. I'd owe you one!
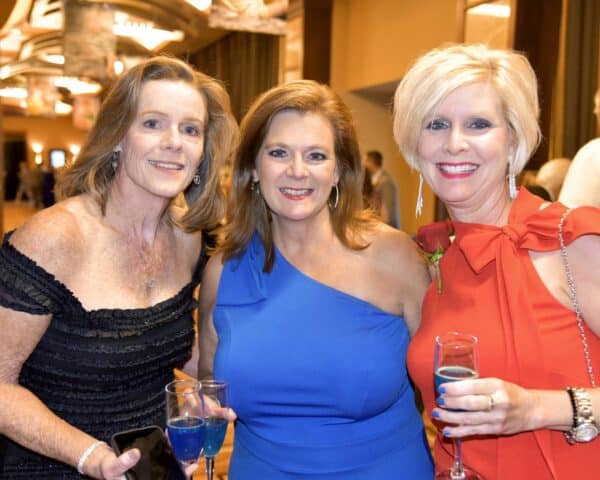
[485,394,495,412]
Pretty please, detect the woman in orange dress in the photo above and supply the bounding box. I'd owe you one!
[393,44,600,479]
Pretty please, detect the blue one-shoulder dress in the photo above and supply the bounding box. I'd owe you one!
[214,234,433,479]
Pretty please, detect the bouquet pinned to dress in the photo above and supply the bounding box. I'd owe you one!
[416,220,454,293]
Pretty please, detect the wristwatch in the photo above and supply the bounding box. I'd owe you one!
[565,387,598,444]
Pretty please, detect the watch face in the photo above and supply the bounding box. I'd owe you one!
[575,423,599,442]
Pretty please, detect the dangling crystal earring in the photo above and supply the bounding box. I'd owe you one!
[192,172,201,185]
[251,181,260,196]
[329,184,339,209]
[507,172,517,200]
[415,173,424,217]
[111,151,119,170]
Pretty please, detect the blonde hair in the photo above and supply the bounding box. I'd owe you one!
[57,56,238,232]
[219,80,376,271]
[393,44,541,176]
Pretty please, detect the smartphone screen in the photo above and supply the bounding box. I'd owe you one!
[111,426,187,480]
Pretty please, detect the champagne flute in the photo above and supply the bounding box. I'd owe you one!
[200,379,230,480]
[165,379,207,467]
[434,332,481,480]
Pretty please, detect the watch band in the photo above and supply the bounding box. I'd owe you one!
[565,387,598,444]
[566,387,578,428]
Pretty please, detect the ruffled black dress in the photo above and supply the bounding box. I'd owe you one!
[0,232,203,478]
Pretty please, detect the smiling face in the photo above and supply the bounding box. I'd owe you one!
[253,110,339,227]
[115,79,207,201]
[417,82,514,217]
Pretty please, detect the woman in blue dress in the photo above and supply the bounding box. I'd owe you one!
[198,80,434,479]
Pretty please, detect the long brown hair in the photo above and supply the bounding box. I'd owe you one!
[219,80,376,271]
[57,56,238,232]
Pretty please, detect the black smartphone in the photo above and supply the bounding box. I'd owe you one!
[110,425,187,480]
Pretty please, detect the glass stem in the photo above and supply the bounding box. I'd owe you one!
[205,456,215,480]
[450,438,465,480]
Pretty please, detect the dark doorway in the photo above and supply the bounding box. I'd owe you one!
[4,135,26,200]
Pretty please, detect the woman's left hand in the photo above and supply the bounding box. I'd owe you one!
[432,377,542,437]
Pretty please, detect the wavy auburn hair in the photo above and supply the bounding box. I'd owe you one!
[219,80,377,271]
[57,56,238,232]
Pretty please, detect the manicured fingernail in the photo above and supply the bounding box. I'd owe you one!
[437,396,445,406]
[438,386,446,394]
[431,410,441,419]
[443,428,452,437]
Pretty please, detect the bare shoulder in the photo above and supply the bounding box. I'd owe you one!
[367,223,425,270]
[9,197,89,277]
[364,224,429,336]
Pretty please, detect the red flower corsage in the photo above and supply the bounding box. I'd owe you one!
[416,220,454,293]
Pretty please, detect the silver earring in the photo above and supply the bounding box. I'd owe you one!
[508,172,517,200]
[192,172,201,185]
[329,184,339,209]
[111,151,119,170]
[415,173,424,217]
[251,181,260,195]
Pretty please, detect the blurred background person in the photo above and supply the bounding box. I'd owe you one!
[364,149,401,228]
[559,88,600,207]
[361,165,382,215]
[394,44,600,479]
[0,56,237,478]
[41,163,56,208]
[535,157,571,201]
[14,162,33,204]
[199,80,433,479]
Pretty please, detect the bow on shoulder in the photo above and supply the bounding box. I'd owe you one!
[454,200,567,273]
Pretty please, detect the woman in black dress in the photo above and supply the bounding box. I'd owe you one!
[0,56,237,479]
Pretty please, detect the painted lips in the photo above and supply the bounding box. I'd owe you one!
[148,160,184,171]
[279,187,314,199]
[437,163,478,178]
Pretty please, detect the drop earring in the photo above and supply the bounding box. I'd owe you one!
[508,172,517,200]
[329,184,339,209]
[415,173,424,217]
[111,151,119,170]
[193,172,201,185]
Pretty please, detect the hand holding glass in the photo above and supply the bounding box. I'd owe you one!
[200,379,230,480]
[165,380,206,467]
[434,332,481,480]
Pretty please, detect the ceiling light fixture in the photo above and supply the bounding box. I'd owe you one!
[112,15,184,51]
[55,100,72,114]
[41,54,65,64]
[468,4,511,18]
[186,0,213,11]
[54,76,102,95]
[0,86,28,99]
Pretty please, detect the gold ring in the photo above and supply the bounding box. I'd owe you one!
[486,394,495,411]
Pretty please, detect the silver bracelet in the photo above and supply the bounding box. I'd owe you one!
[77,440,109,475]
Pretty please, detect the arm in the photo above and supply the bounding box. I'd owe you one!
[376,227,430,336]
[399,238,430,336]
[566,233,600,336]
[0,307,139,478]
[197,253,224,380]
[433,234,600,439]
[0,213,139,478]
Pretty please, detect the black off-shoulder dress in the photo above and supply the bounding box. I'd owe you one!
[0,232,204,478]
